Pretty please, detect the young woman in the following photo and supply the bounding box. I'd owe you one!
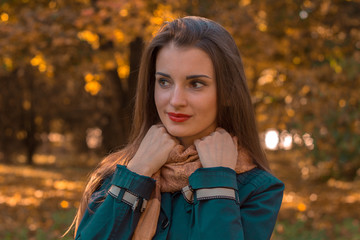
[72,16,284,240]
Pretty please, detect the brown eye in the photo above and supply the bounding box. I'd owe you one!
[158,78,170,88]
[190,80,206,89]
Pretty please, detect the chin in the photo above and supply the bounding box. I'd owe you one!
[167,129,186,138]
[163,124,188,138]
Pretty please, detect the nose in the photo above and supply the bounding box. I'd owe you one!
[170,85,187,108]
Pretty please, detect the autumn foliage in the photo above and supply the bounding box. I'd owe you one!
[0,0,360,239]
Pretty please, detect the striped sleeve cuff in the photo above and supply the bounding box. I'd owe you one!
[110,165,156,200]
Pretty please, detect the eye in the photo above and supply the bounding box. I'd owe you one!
[189,80,206,89]
[158,78,171,88]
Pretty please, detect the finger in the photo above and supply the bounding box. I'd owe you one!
[173,137,180,145]
[168,134,180,145]
[149,124,163,134]
[153,122,165,129]
[159,126,167,133]
[232,136,238,146]
[156,124,168,133]
[209,128,221,137]
[200,134,209,141]
[157,124,172,135]
[146,125,158,135]
[149,125,158,130]
[216,127,227,134]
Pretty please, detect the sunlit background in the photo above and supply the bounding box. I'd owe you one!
[264,129,313,151]
[0,0,359,239]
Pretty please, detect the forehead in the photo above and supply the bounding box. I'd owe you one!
[155,44,214,77]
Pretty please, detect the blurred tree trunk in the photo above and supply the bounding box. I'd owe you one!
[0,71,17,164]
[102,37,144,152]
[128,37,144,105]
[22,66,38,165]
[102,69,126,152]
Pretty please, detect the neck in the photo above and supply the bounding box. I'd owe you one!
[177,137,192,148]
[177,125,217,148]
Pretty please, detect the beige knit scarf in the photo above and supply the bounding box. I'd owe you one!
[131,144,256,240]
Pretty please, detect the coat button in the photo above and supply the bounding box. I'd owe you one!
[161,218,169,229]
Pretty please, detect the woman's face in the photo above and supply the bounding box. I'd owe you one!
[154,44,217,147]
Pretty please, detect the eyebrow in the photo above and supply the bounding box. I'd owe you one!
[155,72,212,79]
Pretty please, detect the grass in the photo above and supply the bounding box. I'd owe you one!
[2,208,76,240]
[2,208,359,239]
[272,218,360,240]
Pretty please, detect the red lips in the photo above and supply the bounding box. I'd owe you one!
[167,112,191,122]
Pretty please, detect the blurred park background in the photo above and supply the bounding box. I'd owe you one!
[0,0,359,239]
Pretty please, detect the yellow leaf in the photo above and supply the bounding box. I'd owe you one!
[114,29,124,43]
[38,63,47,72]
[258,23,267,32]
[16,131,27,140]
[286,108,295,117]
[30,55,42,66]
[292,57,301,65]
[77,30,99,49]
[285,95,292,104]
[239,0,251,6]
[35,116,43,125]
[60,200,70,209]
[0,12,9,22]
[46,65,54,78]
[49,1,56,9]
[257,114,268,122]
[297,202,307,212]
[23,100,31,110]
[339,99,346,108]
[119,9,128,17]
[300,85,310,95]
[105,60,116,70]
[117,65,130,79]
[85,81,101,95]
[3,57,13,71]
[84,73,94,82]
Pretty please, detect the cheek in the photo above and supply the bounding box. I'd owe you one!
[205,91,217,115]
[209,101,217,119]
[193,94,217,119]
[154,88,166,111]
[154,86,160,106]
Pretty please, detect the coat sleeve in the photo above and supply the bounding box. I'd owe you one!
[188,167,284,240]
[238,170,284,240]
[75,165,156,240]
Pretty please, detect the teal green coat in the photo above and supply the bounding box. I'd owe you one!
[76,165,284,240]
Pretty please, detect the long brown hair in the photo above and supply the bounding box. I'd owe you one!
[70,16,270,236]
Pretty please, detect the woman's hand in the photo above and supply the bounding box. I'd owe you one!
[194,128,238,170]
[127,125,177,177]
